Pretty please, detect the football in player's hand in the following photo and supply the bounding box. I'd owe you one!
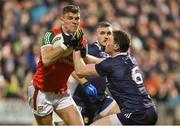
[52,34,73,57]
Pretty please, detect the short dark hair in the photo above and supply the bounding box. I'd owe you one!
[113,30,130,52]
[96,21,112,29]
[63,5,80,15]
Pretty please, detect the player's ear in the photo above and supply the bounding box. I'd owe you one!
[114,43,120,52]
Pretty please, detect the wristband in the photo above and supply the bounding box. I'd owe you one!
[59,42,68,50]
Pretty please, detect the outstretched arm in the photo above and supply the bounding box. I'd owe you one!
[71,71,88,84]
[83,54,104,64]
[73,50,100,78]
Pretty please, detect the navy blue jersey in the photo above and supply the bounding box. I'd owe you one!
[95,53,155,112]
[88,42,109,58]
[74,42,109,103]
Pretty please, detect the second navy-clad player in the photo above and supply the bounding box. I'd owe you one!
[73,30,158,125]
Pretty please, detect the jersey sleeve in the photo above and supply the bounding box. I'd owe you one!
[95,58,112,76]
[41,31,55,47]
[88,44,99,57]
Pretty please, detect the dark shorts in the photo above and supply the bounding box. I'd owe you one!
[117,106,158,125]
[74,95,115,125]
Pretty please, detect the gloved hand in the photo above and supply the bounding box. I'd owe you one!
[74,44,87,58]
[62,29,84,49]
[83,82,97,97]
[62,32,76,48]
[74,29,84,46]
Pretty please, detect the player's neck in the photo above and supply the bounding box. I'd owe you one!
[61,26,74,35]
[111,51,120,57]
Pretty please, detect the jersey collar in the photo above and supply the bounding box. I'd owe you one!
[95,41,105,51]
[114,52,128,57]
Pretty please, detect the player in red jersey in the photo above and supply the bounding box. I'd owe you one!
[28,5,90,125]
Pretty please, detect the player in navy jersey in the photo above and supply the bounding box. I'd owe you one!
[69,22,120,125]
[73,30,158,125]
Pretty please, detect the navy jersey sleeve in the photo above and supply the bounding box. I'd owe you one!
[88,44,100,57]
[95,58,112,76]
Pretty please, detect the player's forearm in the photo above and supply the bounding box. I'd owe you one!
[73,51,99,78]
[73,50,86,77]
[71,71,88,85]
[83,54,104,64]
[41,46,65,66]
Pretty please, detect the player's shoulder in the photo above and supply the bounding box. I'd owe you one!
[100,57,113,66]
[44,28,62,36]
[51,28,62,35]
[128,54,138,65]
[42,28,63,46]
[88,42,100,51]
[45,28,62,34]
[102,55,124,67]
[90,42,100,47]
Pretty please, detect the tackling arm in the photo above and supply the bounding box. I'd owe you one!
[83,54,104,64]
[73,50,100,78]
[71,71,88,85]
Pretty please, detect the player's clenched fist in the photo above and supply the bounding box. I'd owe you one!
[61,29,84,49]
[74,44,87,58]
[61,32,76,48]
[74,29,84,46]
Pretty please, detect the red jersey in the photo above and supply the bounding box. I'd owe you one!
[33,28,87,94]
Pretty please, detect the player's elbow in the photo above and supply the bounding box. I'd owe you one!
[76,73,85,78]
[75,69,86,78]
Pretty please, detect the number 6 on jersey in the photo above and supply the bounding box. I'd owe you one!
[131,66,143,84]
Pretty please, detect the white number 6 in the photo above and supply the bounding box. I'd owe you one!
[131,66,143,84]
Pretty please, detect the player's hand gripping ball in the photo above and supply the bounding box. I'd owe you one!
[52,29,84,57]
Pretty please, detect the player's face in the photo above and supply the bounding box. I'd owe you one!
[105,36,118,55]
[62,12,80,34]
[96,27,113,47]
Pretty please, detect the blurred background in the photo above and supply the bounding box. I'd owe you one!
[0,0,179,125]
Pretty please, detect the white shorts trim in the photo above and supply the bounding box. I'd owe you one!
[109,114,122,126]
[99,100,117,116]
